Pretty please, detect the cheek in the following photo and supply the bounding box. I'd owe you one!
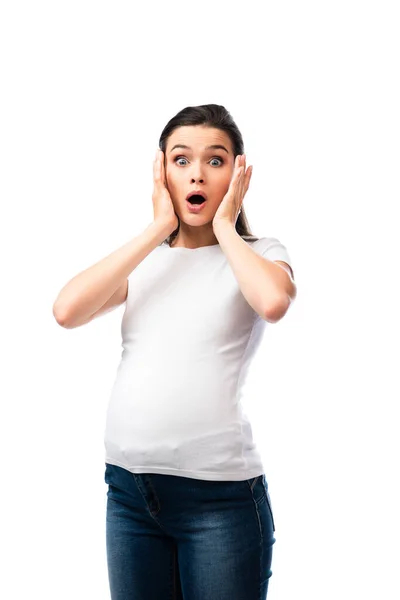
[164,170,174,189]
[220,174,232,192]
[219,167,233,183]
[165,166,179,184]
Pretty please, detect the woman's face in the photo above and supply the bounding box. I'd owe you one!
[164,125,235,224]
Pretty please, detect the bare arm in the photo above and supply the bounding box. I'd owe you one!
[58,279,129,329]
[52,220,171,329]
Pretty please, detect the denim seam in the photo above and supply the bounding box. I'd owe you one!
[245,478,263,599]
[172,544,177,600]
[133,474,172,535]
[250,475,260,490]
[265,489,275,532]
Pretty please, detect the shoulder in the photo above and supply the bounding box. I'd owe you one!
[250,236,294,278]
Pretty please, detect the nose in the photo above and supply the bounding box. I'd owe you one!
[189,161,205,183]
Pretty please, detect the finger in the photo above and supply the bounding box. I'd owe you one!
[238,167,245,187]
[158,149,163,180]
[235,154,242,176]
[241,155,248,181]
[160,150,167,185]
[154,151,163,185]
[234,169,243,206]
[153,151,158,179]
[231,158,239,182]
[244,166,252,192]
[232,167,243,195]
[229,165,240,189]
[242,166,249,193]
[154,149,164,185]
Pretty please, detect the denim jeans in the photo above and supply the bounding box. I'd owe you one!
[104,463,276,600]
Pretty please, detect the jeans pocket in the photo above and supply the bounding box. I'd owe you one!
[248,475,261,491]
[104,462,117,485]
[104,463,110,484]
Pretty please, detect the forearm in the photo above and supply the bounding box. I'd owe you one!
[214,223,290,321]
[53,220,170,325]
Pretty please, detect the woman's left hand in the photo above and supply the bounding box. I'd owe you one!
[213,154,253,228]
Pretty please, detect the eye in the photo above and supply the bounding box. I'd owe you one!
[175,156,188,166]
[174,156,224,167]
[210,157,224,166]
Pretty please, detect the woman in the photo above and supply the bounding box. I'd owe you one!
[53,104,297,599]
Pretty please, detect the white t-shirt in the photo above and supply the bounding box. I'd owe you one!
[103,236,293,481]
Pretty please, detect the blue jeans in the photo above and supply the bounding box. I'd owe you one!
[104,463,276,600]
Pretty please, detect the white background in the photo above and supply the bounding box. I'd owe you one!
[1,1,399,598]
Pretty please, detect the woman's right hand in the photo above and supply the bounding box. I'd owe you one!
[152,149,179,234]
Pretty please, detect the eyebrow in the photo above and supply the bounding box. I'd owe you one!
[169,144,229,154]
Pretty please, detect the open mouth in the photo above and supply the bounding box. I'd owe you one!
[186,194,207,204]
[186,194,207,212]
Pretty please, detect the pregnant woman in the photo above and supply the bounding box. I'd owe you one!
[53,103,297,600]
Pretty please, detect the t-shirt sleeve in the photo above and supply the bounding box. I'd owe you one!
[252,237,294,278]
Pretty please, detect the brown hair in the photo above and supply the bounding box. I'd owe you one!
[158,104,259,246]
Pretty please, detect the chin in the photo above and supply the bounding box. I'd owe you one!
[181,217,213,225]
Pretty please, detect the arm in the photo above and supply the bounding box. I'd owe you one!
[52,220,171,329]
[214,222,297,323]
[60,279,129,329]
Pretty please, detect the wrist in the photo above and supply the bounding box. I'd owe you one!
[213,219,237,236]
[148,220,173,240]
